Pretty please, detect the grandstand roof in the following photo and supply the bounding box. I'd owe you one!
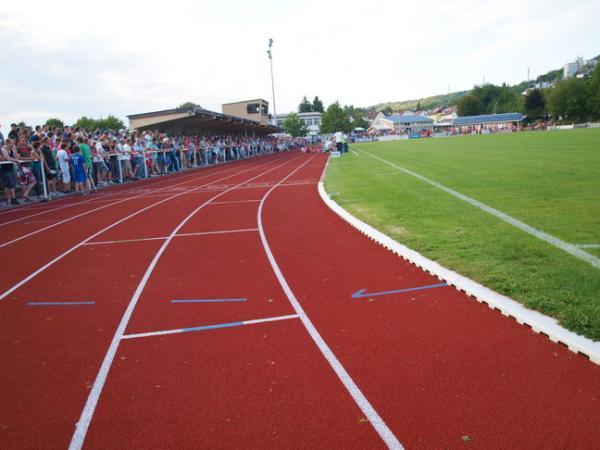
[127,107,280,135]
[386,114,434,124]
[453,112,524,126]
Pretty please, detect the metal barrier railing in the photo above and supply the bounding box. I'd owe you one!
[1,144,277,205]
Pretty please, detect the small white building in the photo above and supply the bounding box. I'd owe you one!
[564,57,585,79]
[369,112,434,134]
[275,112,322,135]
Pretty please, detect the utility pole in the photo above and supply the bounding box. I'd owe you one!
[267,39,277,126]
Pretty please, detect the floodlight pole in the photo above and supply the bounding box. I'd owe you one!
[267,39,277,126]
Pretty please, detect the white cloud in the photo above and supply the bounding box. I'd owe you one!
[0,0,599,127]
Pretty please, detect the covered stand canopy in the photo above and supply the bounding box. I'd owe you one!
[128,107,281,136]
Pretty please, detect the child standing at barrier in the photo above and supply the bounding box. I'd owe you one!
[56,142,71,194]
[71,146,87,195]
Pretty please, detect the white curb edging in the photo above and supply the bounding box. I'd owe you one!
[317,181,600,365]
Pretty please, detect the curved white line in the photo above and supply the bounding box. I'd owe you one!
[0,165,213,228]
[68,154,302,450]
[0,155,284,301]
[318,160,600,365]
[257,155,403,449]
[0,156,272,247]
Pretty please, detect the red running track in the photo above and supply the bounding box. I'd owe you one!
[0,151,599,449]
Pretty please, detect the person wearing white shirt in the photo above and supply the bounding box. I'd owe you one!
[56,142,71,193]
[119,139,135,180]
[334,131,343,153]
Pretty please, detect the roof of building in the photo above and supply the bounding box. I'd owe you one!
[221,99,268,106]
[386,114,434,124]
[453,112,524,126]
[128,107,280,135]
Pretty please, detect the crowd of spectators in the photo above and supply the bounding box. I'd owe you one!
[0,123,293,207]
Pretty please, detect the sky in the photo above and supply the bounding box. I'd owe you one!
[1,0,599,127]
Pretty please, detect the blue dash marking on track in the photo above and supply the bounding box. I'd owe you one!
[181,321,245,333]
[171,298,247,303]
[351,283,449,299]
[27,301,96,306]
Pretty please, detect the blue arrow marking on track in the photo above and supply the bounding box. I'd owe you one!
[351,282,448,299]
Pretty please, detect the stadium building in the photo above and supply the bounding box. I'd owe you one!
[452,112,524,132]
[369,112,434,134]
[128,103,279,136]
[221,99,271,126]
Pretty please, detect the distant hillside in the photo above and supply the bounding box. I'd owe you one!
[370,55,599,113]
[372,91,468,113]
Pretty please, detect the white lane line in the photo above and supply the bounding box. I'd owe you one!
[122,314,299,340]
[0,170,202,226]
[0,156,283,301]
[256,156,404,450]
[68,154,302,450]
[0,155,268,240]
[82,236,168,246]
[360,150,600,270]
[0,169,233,248]
[176,228,259,238]
[82,229,260,246]
[209,199,262,205]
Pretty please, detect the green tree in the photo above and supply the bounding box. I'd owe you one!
[548,79,590,123]
[283,112,308,137]
[381,106,394,115]
[178,102,201,109]
[97,115,126,131]
[343,105,369,130]
[587,64,600,120]
[456,94,483,116]
[320,101,351,134]
[523,89,546,121]
[494,87,522,113]
[73,116,99,130]
[45,118,64,128]
[298,96,313,113]
[312,96,324,113]
[17,121,32,132]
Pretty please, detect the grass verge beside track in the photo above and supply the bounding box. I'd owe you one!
[324,129,600,340]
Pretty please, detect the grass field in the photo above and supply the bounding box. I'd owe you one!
[324,129,600,340]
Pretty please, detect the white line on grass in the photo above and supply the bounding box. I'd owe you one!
[318,178,600,365]
[359,149,600,270]
[577,244,600,249]
[257,157,403,449]
[68,155,302,450]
